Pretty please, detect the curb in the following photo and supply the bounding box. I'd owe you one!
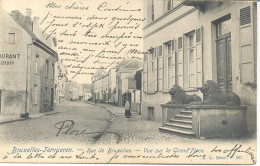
[0,110,64,125]
[86,102,116,117]
[0,118,27,125]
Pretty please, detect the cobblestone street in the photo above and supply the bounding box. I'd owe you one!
[0,101,256,146]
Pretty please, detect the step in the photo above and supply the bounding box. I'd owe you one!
[175,115,192,120]
[165,123,193,132]
[159,127,195,136]
[180,111,192,116]
[165,123,192,129]
[170,119,192,124]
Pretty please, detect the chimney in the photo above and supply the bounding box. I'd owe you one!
[32,17,39,33]
[26,8,32,17]
[24,16,32,31]
[23,8,32,31]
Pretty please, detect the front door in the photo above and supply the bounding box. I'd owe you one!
[216,18,232,92]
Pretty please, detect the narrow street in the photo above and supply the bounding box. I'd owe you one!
[0,101,255,146]
[0,101,113,145]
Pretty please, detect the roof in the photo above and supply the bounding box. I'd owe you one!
[125,67,143,79]
[9,10,58,59]
[81,84,92,89]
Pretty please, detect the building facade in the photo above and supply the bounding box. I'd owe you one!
[0,9,58,115]
[55,60,68,104]
[108,68,117,104]
[142,1,256,134]
[116,60,142,107]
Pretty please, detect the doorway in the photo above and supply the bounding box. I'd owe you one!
[216,17,232,92]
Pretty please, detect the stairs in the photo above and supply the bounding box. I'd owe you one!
[159,110,195,137]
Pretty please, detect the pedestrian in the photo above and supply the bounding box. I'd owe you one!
[125,99,131,118]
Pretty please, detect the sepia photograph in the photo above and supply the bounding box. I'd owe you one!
[0,0,257,164]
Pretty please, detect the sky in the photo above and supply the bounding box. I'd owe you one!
[1,0,144,84]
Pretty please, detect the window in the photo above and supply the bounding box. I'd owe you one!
[188,32,195,87]
[184,27,203,88]
[51,63,54,79]
[143,53,148,93]
[46,60,49,77]
[158,46,163,91]
[151,0,155,21]
[217,19,231,37]
[164,42,172,89]
[152,48,157,91]
[35,55,39,73]
[8,33,15,44]
[177,36,184,87]
[45,87,48,103]
[33,85,38,104]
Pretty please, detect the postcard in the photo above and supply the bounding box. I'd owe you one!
[0,0,257,164]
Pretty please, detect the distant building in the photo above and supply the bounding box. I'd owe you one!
[125,68,142,114]
[107,68,117,104]
[82,84,92,101]
[92,75,103,103]
[65,80,73,101]
[102,74,109,102]
[55,60,68,104]
[0,9,58,115]
[116,60,142,107]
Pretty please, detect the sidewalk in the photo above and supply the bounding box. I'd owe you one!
[0,101,68,124]
[86,101,257,145]
[86,101,138,116]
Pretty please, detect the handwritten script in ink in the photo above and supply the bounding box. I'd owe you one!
[39,0,145,81]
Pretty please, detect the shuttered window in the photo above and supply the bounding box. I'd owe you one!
[188,32,195,87]
[158,45,163,91]
[195,27,203,87]
[177,36,184,88]
[153,48,158,92]
[143,53,148,93]
[163,41,173,90]
[187,27,203,88]
[147,48,154,93]
[239,5,256,84]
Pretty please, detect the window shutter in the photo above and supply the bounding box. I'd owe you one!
[163,45,168,91]
[143,53,148,93]
[158,45,163,91]
[177,36,184,88]
[240,5,255,84]
[154,47,158,92]
[147,50,154,93]
[195,27,203,87]
[171,39,176,86]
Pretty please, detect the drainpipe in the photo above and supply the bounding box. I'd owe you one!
[22,44,32,118]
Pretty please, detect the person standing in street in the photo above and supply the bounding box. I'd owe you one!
[125,99,131,118]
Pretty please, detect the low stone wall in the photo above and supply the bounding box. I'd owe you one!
[0,90,26,115]
[187,105,247,139]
